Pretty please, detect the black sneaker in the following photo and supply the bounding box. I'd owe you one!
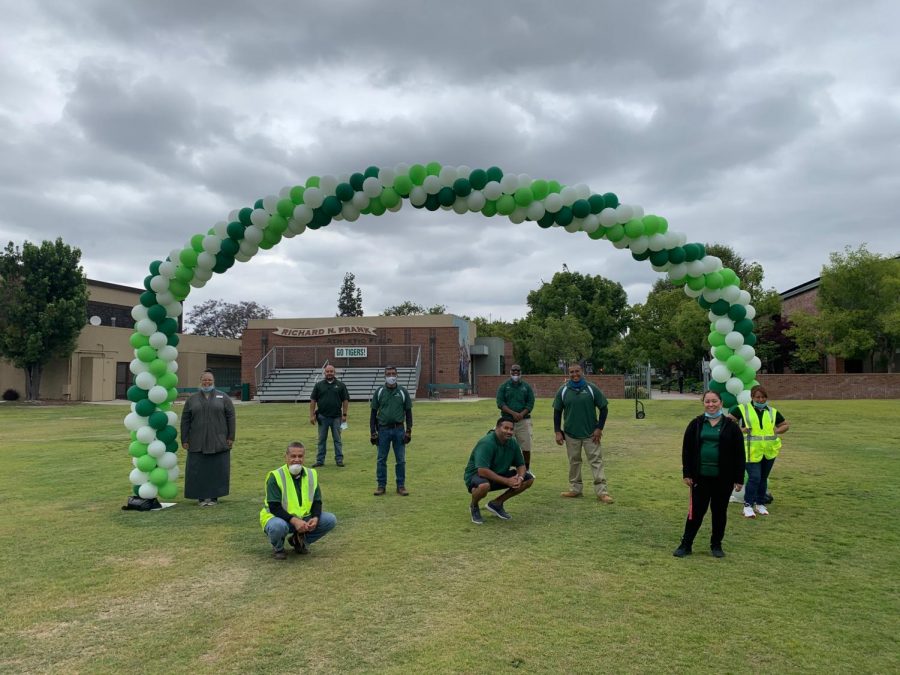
[312,462,324,468]
[672,545,692,558]
[486,501,511,520]
[711,546,726,558]
[336,461,345,467]
[470,505,484,524]
[272,549,287,560]
[289,533,309,555]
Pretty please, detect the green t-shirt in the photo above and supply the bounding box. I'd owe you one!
[496,379,535,418]
[311,378,349,417]
[552,382,608,439]
[464,431,525,484]
[699,419,722,477]
[371,384,412,425]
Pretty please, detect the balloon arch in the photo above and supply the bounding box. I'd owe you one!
[123,162,761,499]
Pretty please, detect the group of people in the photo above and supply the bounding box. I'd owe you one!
[179,366,788,560]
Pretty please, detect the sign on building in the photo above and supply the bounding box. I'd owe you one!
[335,347,368,358]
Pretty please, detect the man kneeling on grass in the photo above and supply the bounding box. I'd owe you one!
[260,441,337,560]
[464,418,535,524]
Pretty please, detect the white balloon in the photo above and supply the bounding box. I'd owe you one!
[138,482,159,499]
[564,219,581,233]
[135,371,157,389]
[651,263,670,273]
[293,204,314,225]
[647,234,667,252]
[130,359,149,375]
[409,186,427,207]
[685,260,706,277]
[737,390,752,405]
[684,285,702,298]
[544,193,563,213]
[629,237,649,254]
[136,426,156,444]
[744,305,757,320]
[157,452,178,469]
[131,305,149,322]
[287,218,308,234]
[438,166,457,186]
[243,226,264,246]
[167,360,179,373]
[124,412,147,431]
[154,291,174,306]
[517,174,532,189]
[615,209,633,225]
[148,385,168,404]
[238,240,259,257]
[668,263,688,280]
[526,200,546,221]
[725,377,744,396]
[630,204,645,219]
[483,181,502,201]
[166,411,177,426]
[200,236,222,256]
[136,318,157,337]
[196,252,216,271]
[582,214,600,233]
[736,345,756,360]
[702,255,723,274]
[738,290,752,305]
[262,196,279,214]
[234,252,252,262]
[574,183,591,199]
[702,288,722,303]
[721,285,741,303]
[149,332,167,349]
[276,187,290,199]
[711,365,731,383]
[422,175,441,195]
[167,466,180,481]
[500,174,519,194]
[158,346,178,362]
[341,205,359,222]
[189,277,206,289]
[362,176,382,197]
[378,168,395,188]
[709,358,725,371]
[165,302,183,318]
[509,208,527,224]
[452,200,469,215]
[169,249,183,265]
[149,275,169,293]
[319,175,338,194]
[725,331,745,349]
[303,187,324,209]
[147,440,167,458]
[615,204,634,223]
[599,208,618,227]
[612,238,630,249]
[466,191,486,212]
[715,317,735,334]
[748,356,762,372]
[560,186,578,206]
[387,202,402,212]
[129,469,150,485]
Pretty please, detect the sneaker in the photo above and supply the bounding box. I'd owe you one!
[396,487,410,496]
[272,549,287,560]
[486,501,511,520]
[289,533,309,555]
[711,546,726,558]
[597,494,614,504]
[742,505,756,519]
[312,462,324,468]
[373,486,386,496]
[754,504,769,516]
[470,504,484,525]
[560,491,582,498]
[336,461,345,467]
[672,545,692,558]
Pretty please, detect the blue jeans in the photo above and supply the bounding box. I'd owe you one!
[744,457,776,506]
[316,415,343,464]
[376,427,406,488]
[264,512,337,552]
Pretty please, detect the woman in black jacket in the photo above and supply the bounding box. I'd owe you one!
[673,390,745,558]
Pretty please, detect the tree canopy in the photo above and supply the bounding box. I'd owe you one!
[0,238,88,400]
[186,299,273,339]
[337,272,364,317]
[383,301,447,316]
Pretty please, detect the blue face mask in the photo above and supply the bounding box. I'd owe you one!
[704,409,723,418]
[753,401,768,410]
[200,385,215,393]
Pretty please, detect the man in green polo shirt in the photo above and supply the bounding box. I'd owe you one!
[309,365,350,467]
[553,363,613,503]
[370,365,413,496]
[464,418,535,524]
[496,364,536,471]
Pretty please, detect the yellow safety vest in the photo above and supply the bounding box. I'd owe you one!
[740,404,782,462]
[259,464,318,529]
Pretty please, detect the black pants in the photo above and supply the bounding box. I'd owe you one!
[681,476,733,548]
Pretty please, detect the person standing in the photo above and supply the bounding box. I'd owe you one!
[309,365,350,467]
[259,441,337,560]
[181,370,236,506]
[495,364,536,471]
[730,385,789,518]
[673,390,745,558]
[464,418,535,524]
[553,363,614,503]
[370,365,412,496]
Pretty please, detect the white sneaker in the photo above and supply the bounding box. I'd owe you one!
[742,505,756,518]
[754,504,769,516]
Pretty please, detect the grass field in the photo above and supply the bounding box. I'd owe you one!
[0,397,898,674]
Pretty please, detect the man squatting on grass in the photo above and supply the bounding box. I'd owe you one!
[464,418,535,524]
[259,442,337,560]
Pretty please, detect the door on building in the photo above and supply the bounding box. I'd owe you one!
[116,362,132,399]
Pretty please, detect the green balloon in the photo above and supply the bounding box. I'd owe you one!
[190,234,205,252]
[588,194,605,214]
[735,319,754,335]
[720,268,739,286]
[261,228,282,247]
[158,481,178,499]
[745,332,758,346]
[369,198,386,216]
[697,296,712,310]
[481,201,498,217]
[349,173,365,190]
[335,183,354,202]
[728,304,747,321]
[425,161,441,176]
[276,199,294,219]
[148,358,168,378]
[649,250,669,266]
[322,196,342,217]
[149,411,169,430]
[606,224,625,242]
[726,355,746,374]
[423,194,439,212]
[656,217,669,233]
[127,385,148,402]
[588,227,605,240]
[531,180,549,201]
[254,199,264,209]
[167,387,179,402]
[226,221,245,240]
[381,188,400,208]
[572,199,590,219]
[683,243,701,262]
[623,219,644,239]
[364,165,379,178]
[139,290,157,308]
[438,187,456,207]
[157,425,177,444]
[721,391,737,408]
[136,345,156,363]
[705,272,724,289]
[642,215,659,236]
[149,467,169,487]
[469,169,488,190]
[149,260,162,275]
[179,249,198,269]
[147,304,167,323]
[709,379,726,393]
[220,238,239,256]
[714,345,734,361]
[305,176,320,188]
[485,166,503,183]
[668,247,686,264]
[632,250,651,262]
[547,180,561,194]
[130,332,150,349]
[537,213,555,229]
[136,454,157,472]
[602,192,619,208]
[157,372,178,390]
[708,331,726,347]
[135,397,156,417]
[238,207,253,225]
[686,276,706,291]
[158,317,179,336]
[408,164,427,185]
[128,441,148,458]
[392,175,412,196]
[290,186,305,204]
[711,299,730,315]
[267,216,288,236]
[496,194,516,216]
[514,187,534,207]
[166,333,179,347]
[554,206,574,227]
[453,178,472,197]
[739,368,756,384]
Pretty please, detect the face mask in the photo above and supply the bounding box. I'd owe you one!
[511,375,520,382]
[385,376,397,386]
[200,385,215,393]
[704,409,723,418]
[753,401,768,410]
[288,463,303,476]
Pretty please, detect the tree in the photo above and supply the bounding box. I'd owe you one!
[816,245,900,371]
[186,299,273,339]
[382,301,447,316]
[336,272,363,317]
[526,268,630,371]
[705,243,781,317]
[783,311,827,373]
[0,238,88,400]
[524,315,593,373]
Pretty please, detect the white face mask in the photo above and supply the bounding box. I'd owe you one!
[288,463,303,476]
[385,376,397,385]
[200,385,215,393]
[511,375,520,382]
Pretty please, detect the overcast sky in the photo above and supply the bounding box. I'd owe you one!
[3,0,898,324]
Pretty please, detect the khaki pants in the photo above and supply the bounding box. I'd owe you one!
[564,435,608,496]
[513,418,532,453]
